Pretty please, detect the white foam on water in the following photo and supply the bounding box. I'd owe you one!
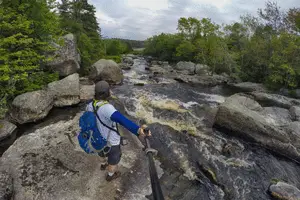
[123,70,139,79]
[225,158,255,168]
[173,148,198,181]
[119,90,218,143]
[195,137,254,173]
[192,91,225,104]
[232,176,252,199]
[117,90,254,184]
[181,101,199,109]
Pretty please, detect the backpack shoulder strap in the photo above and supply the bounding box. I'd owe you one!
[92,100,120,136]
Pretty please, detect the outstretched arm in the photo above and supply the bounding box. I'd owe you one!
[110,111,139,136]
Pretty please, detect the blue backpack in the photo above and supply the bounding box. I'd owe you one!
[77,101,110,154]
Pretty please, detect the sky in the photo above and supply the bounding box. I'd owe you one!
[90,0,299,40]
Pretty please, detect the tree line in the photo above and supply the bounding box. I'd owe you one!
[144,2,300,90]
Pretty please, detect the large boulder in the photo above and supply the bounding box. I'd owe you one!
[10,90,53,124]
[250,92,300,109]
[122,57,134,66]
[260,107,292,127]
[47,73,80,107]
[161,63,173,71]
[150,66,167,75]
[269,182,300,200]
[175,61,196,74]
[0,120,17,153]
[47,34,81,77]
[172,74,229,86]
[286,122,300,145]
[230,82,267,93]
[290,106,300,121]
[0,120,17,142]
[89,59,123,85]
[79,78,95,102]
[195,64,209,75]
[0,113,145,200]
[214,94,300,162]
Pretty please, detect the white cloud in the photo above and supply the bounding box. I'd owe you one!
[127,0,169,10]
[90,0,299,40]
[191,0,232,10]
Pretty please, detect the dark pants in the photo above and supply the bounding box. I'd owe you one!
[99,145,122,165]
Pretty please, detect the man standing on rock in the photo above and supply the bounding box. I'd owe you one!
[86,80,149,181]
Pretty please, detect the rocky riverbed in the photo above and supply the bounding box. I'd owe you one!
[1,55,300,200]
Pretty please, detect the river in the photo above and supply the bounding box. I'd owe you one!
[113,57,300,200]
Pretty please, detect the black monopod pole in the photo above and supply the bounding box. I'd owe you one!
[144,128,164,200]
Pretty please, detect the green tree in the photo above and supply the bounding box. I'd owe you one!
[144,3,300,90]
[258,1,286,34]
[177,17,219,41]
[285,8,300,33]
[144,33,182,61]
[266,32,300,88]
[2,0,61,41]
[104,39,132,56]
[176,40,195,61]
[194,36,233,75]
[0,3,59,117]
[0,0,60,116]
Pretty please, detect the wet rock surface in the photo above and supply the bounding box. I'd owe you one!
[214,94,300,162]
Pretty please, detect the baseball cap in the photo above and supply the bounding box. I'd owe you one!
[95,81,110,95]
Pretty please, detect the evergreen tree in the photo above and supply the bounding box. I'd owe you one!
[0,0,59,117]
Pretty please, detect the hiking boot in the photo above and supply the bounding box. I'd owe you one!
[101,163,108,171]
[106,171,121,182]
